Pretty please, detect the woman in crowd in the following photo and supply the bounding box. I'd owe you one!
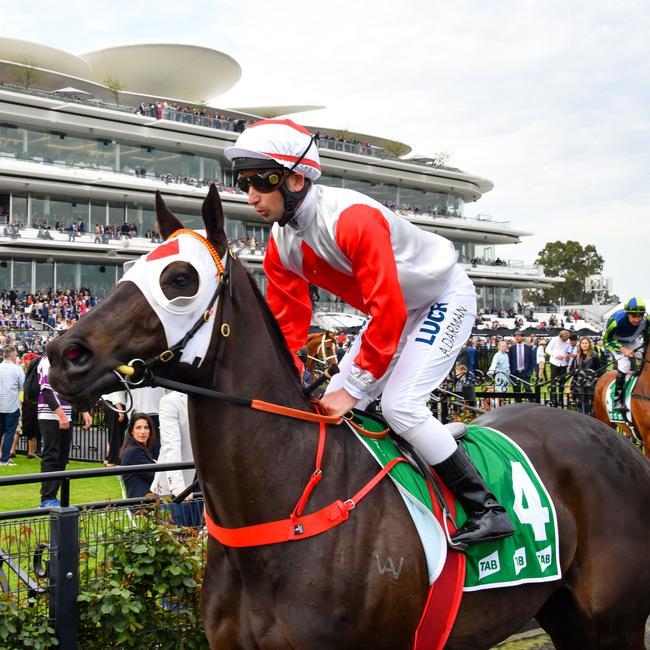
[569,337,602,414]
[119,413,157,499]
[487,340,511,404]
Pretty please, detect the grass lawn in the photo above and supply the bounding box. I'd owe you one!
[0,455,123,512]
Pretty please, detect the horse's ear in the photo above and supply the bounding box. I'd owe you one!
[155,191,184,240]
[202,184,228,253]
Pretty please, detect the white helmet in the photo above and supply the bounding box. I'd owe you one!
[225,119,321,181]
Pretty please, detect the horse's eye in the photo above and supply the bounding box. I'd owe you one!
[172,274,190,288]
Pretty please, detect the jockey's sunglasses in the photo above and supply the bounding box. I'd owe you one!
[236,169,287,194]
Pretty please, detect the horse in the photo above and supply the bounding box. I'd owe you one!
[47,185,650,649]
[304,330,338,374]
[593,344,650,457]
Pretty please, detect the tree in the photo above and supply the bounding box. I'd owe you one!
[430,150,451,167]
[526,240,605,306]
[103,75,125,105]
[381,140,410,158]
[13,57,41,89]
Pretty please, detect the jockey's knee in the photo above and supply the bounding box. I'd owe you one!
[380,394,430,434]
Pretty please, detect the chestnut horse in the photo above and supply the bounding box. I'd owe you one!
[593,344,650,457]
[48,186,650,649]
[304,330,338,374]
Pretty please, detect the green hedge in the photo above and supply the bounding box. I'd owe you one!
[0,511,209,649]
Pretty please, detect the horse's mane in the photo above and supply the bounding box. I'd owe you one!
[233,255,303,386]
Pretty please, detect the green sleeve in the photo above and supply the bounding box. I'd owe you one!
[603,318,620,352]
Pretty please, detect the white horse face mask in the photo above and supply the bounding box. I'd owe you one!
[119,230,224,367]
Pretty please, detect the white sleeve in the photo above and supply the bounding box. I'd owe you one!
[545,338,557,357]
[158,395,186,493]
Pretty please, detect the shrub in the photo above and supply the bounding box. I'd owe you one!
[77,511,208,649]
[0,593,57,649]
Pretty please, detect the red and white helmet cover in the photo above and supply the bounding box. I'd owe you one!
[225,119,321,181]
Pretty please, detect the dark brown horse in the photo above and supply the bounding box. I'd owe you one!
[594,345,650,457]
[48,186,650,649]
[304,330,338,374]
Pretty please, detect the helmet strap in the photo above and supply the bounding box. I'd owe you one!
[278,135,315,227]
[278,179,311,227]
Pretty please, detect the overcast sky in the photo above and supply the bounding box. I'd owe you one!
[5,1,650,300]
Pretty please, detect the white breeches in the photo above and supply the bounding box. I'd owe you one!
[613,336,644,373]
[327,271,476,464]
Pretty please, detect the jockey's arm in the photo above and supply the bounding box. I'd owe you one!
[335,205,408,400]
[602,318,621,353]
[264,237,312,372]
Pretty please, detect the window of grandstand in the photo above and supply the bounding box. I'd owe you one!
[30,195,89,230]
[35,259,55,292]
[12,260,32,293]
[0,122,222,184]
[0,261,10,288]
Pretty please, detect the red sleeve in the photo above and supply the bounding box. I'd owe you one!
[336,205,407,380]
[263,235,312,365]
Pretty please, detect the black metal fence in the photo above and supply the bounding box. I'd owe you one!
[0,463,205,650]
[16,408,110,463]
[429,366,607,423]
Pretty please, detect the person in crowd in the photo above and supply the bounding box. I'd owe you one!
[451,363,470,395]
[151,391,203,526]
[487,340,511,401]
[0,345,24,466]
[130,386,165,458]
[603,298,650,411]
[567,332,579,364]
[225,119,513,545]
[568,337,602,414]
[545,330,572,407]
[120,413,157,499]
[507,331,534,395]
[37,354,91,507]
[465,337,477,381]
[20,351,41,458]
[101,389,127,467]
[595,338,611,370]
[536,338,548,383]
[296,347,313,386]
[450,363,473,417]
[334,340,346,364]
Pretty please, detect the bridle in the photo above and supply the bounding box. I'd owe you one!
[308,334,338,368]
[112,230,341,426]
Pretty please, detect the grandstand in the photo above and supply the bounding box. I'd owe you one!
[1,37,563,318]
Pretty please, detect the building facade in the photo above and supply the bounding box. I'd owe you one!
[0,39,559,312]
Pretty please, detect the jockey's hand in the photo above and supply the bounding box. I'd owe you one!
[620,346,633,357]
[318,388,359,418]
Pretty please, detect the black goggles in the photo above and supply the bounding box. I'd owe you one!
[236,169,286,194]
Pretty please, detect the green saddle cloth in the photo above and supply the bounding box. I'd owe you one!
[353,414,561,591]
[606,375,637,423]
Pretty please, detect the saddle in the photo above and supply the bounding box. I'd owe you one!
[348,409,467,539]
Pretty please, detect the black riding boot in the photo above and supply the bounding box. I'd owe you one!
[434,446,514,545]
[613,371,627,411]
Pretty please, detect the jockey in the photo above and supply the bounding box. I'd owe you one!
[225,119,514,545]
[603,297,650,411]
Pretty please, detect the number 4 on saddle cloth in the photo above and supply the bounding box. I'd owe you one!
[352,413,560,589]
[350,412,561,650]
